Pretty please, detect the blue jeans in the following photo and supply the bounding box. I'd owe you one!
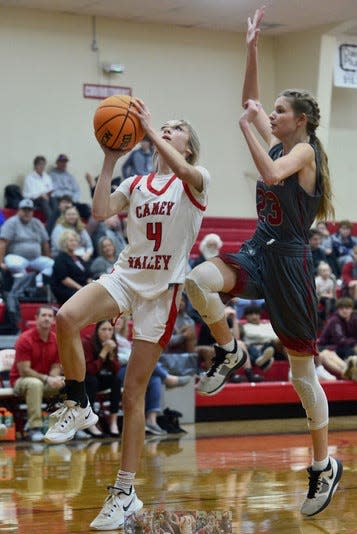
[118,362,169,414]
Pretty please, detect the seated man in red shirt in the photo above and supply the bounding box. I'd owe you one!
[10,305,64,442]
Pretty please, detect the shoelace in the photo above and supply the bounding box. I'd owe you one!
[51,403,76,428]
[306,467,324,498]
[99,486,129,518]
[99,494,120,518]
[206,348,227,377]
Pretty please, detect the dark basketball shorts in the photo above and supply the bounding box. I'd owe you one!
[220,238,318,355]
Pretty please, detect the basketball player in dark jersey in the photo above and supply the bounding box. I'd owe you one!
[186,6,342,518]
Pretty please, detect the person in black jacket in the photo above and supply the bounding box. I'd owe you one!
[50,229,91,305]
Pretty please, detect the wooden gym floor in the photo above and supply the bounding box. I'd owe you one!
[1,417,357,533]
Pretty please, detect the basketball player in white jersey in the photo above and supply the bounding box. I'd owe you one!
[44,98,210,530]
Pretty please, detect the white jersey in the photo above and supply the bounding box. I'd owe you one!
[113,167,210,299]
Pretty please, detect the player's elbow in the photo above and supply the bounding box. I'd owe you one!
[263,171,281,186]
[91,208,107,221]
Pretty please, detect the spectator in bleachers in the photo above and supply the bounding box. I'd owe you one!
[9,305,64,442]
[0,198,54,288]
[46,193,73,235]
[315,221,340,278]
[82,320,121,437]
[90,236,118,280]
[315,261,336,323]
[331,220,357,270]
[23,156,54,221]
[50,154,91,219]
[50,230,92,305]
[88,214,127,260]
[241,304,286,372]
[318,297,357,359]
[341,244,357,302]
[316,350,347,381]
[190,233,222,269]
[316,221,333,253]
[51,206,94,263]
[308,228,327,275]
[115,316,190,436]
[121,135,154,179]
[231,297,266,320]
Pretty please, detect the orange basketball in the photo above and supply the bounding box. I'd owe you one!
[93,95,144,151]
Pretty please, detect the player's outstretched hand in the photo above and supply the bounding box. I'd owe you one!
[247,6,265,47]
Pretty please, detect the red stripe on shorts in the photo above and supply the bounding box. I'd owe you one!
[158,285,180,348]
[219,253,250,297]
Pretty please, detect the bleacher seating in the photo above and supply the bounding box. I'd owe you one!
[191,216,256,257]
[196,379,357,422]
[191,217,357,259]
[1,207,46,223]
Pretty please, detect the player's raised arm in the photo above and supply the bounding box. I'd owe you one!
[92,148,129,221]
[242,6,276,147]
[132,98,204,192]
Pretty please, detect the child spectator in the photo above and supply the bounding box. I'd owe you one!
[315,261,336,323]
[331,220,357,269]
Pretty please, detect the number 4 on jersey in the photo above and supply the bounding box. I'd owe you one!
[146,222,162,251]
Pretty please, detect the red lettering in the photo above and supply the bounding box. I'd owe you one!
[166,202,175,215]
[142,204,151,217]
[162,255,171,269]
[134,257,142,269]
[147,222,162,251]
[151,202,160,215]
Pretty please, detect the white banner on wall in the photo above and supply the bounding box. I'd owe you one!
[334,36,357,88]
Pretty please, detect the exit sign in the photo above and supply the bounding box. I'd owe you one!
[83,83,132,99]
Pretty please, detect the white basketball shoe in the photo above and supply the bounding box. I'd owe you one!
[90,486,143,530]
[300,456,343,516]
[45,399,98,444]
[197,339,247,396]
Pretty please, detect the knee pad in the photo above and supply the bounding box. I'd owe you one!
[186,262,225,324]
[289,356,328,430]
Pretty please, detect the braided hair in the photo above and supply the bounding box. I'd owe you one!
[280,89,335,221]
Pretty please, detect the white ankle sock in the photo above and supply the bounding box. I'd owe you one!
[312,457,329,471]
[220,339,236,353]
[115,469,135,493]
